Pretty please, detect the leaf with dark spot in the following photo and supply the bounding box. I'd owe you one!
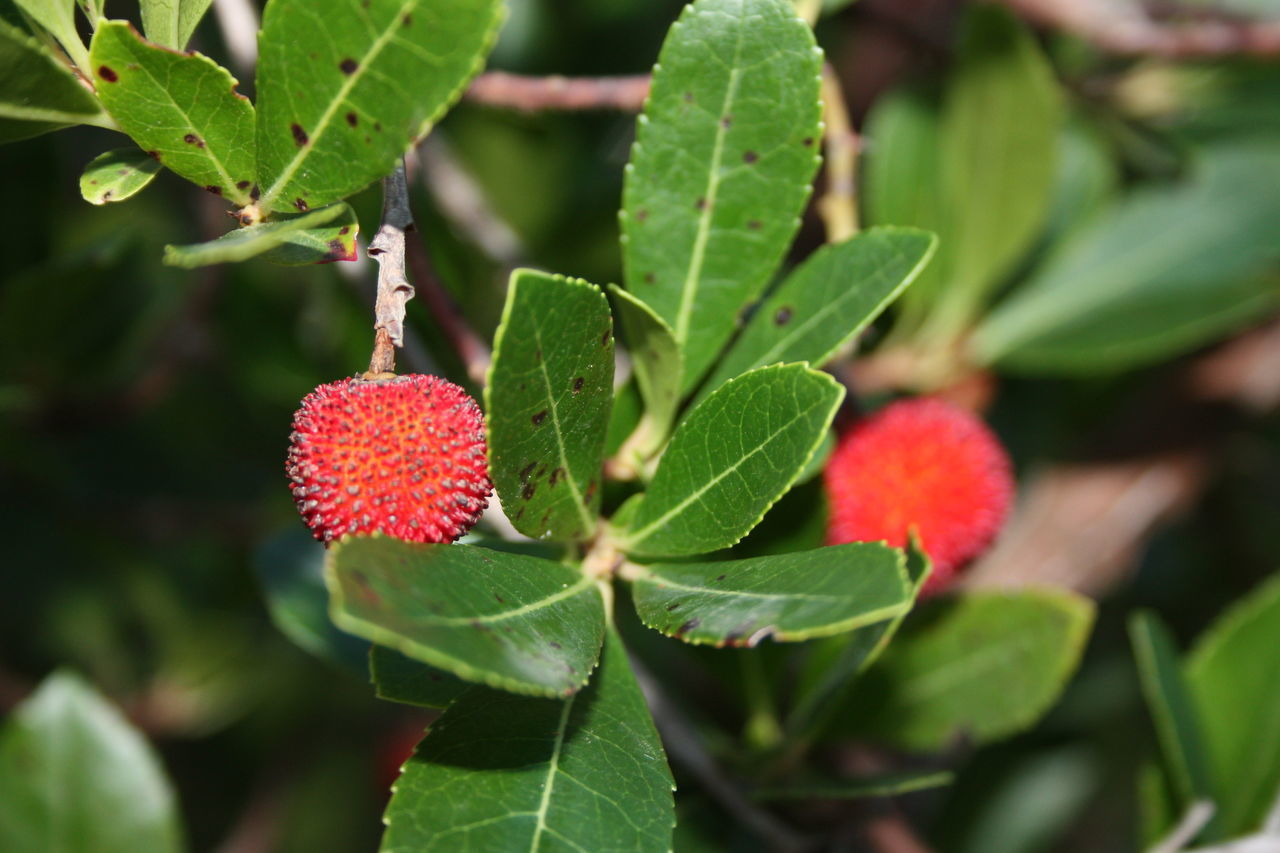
[621,0,823,393]
[79,148,162,206]
[630,544,910,646]
[254,0,502,212]
[90,22,256,205]
[486,270,615,541]
[164,202,358,268]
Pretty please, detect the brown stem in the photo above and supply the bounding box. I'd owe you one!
[818,64,860,244]
[999,0,1280,57]
[403,220,492,385]
[465,71,651,112]
[365,162,416,376]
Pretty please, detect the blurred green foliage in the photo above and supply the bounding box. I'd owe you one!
[2,0,1280,850]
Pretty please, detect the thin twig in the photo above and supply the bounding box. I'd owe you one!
[628,655,811,853]
[465,72,651,112]
[402,223,492,386]
[818,64,860,244]
[418,137,525,268]
[1000,0,1280,57]
[366,163,416,375]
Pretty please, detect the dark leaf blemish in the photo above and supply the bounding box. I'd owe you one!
[774,306,793,325]
[293,197,309,211]
[743,150,759,164]
[205,185,222,195]
[290,123,309,146]
[519,461,537,482]
[676,618,701,636]
[339,58,358,74]
[236,180,250,190]
[97,65,118,82]
[522,482,536,500]
[572,377,584,394]
[346,111,358,127]
[666,602,681,612]
[183,133,203,147]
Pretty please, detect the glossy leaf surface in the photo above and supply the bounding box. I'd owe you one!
[696,227,936,400]
[630,543,909,646]
[621,0,823,392]
[622,363,842,557]
[79,147,162,205]
[90,21,256,205]
[327,536,606,698]
[381,632,674,853]
[486,269,614,541]
[254,0,502,213]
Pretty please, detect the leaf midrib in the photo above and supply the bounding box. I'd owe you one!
[258,0,418,210]
[624,386,829,549]
[385,574,596,629]
[672,57,744,348]
[112,27,250,205]
[749,242,919,371]
[530,311,595,536]
[528,696,575,852]
[635,567,869,605]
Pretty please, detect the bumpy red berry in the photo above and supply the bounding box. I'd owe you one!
[824,397,1013,593]
[286,374,491,544]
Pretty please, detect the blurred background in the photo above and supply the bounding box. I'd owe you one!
[2,0,1280,850]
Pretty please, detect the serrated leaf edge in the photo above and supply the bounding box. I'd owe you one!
[324,536,605,699]
[621,362,844,557]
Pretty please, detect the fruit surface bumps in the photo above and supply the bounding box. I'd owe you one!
[286,374,491,543]
[824,397,1013,592]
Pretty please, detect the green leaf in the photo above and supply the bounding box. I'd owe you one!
[77,0,104,23]
[381,631,674,852]
[0,18,108,143]
[926,4,1061,335]
[369,645,467,709]
[485,269,614,541]
[1128,611,1218,838]
[253,527,370,673]
[11,0,89,71]
[973,143,1280,373]
[695,227,936,401]
[254,0,503,214]
[754,769,954,801]
[621,0,823,393]
[89,21,256,206]
[0,672,183,853]
[139,0,211,49]
[860,85,943,324]
[163,203,355,268]
[79,148,162,205]
[258,207,359,266]
[843,588,1094,751]
[786,540,931,737]
[326,536,606,698]
[629,543,909,646]
[1185,574,1280,835]
[621,363,842,558]
[605,379,643,459]
[609,285,682,451]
